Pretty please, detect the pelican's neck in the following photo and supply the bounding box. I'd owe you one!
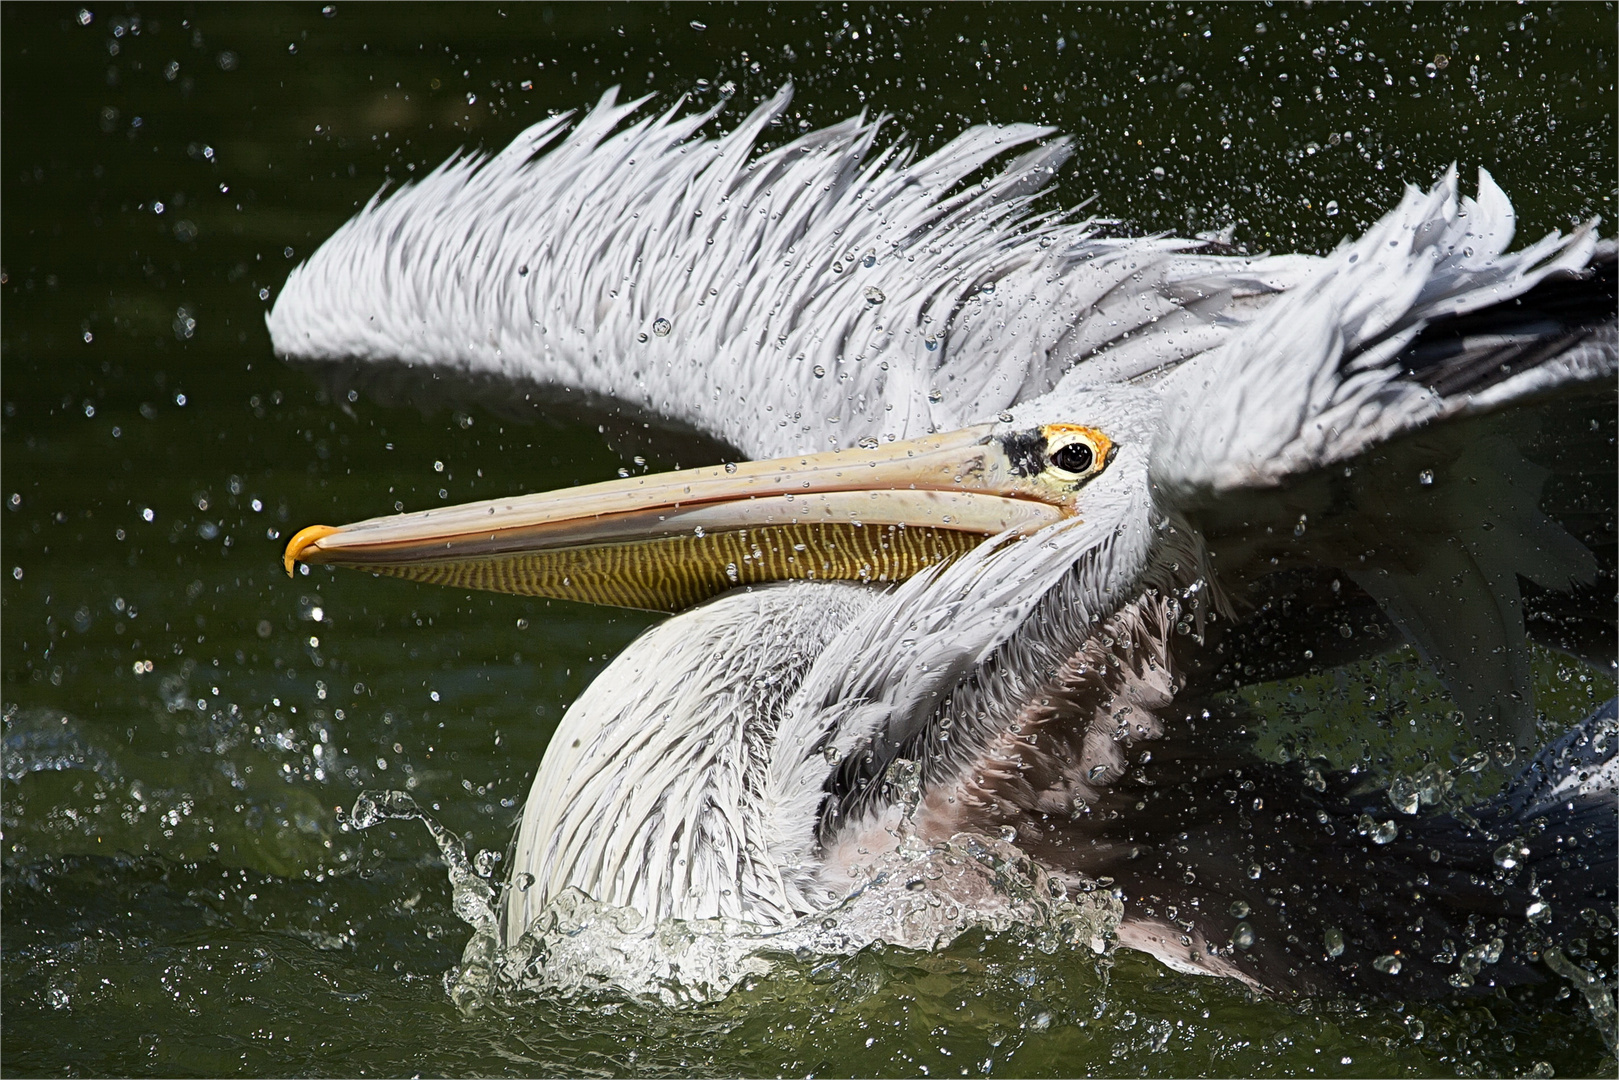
[768,445,1172,855]
[502,582,874,945]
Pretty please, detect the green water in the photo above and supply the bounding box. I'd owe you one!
[3,3,1614,1075]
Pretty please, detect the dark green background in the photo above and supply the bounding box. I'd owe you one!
[4,3,1614,1075]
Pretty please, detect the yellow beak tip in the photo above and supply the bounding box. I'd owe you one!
[284,524,341,576]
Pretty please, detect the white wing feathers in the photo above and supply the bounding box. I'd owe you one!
[270,84,1075,458]
[270,85,1310,459]
[1148,168,1608,749]
[1150,167,1600,500]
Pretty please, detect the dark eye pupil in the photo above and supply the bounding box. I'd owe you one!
[1050,441,1094,474]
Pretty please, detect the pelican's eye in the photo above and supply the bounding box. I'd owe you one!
[1050,440,1093,474]
[1041,424,1112,483]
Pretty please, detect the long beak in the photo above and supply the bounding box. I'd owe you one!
[283,424,1074,612]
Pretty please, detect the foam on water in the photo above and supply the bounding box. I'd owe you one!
[347,790,1121,1009]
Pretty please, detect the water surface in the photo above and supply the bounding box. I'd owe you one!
[4,3,1615,1075]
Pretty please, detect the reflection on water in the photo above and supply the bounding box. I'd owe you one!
[3,3,1615,1076]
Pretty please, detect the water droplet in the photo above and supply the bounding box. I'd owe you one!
[1525,900,1552,924]
[927,387,944,403]
[864,286,885,306]
[998,825,1017,843]
[1325,200,1340,216]
[1229,900,1250,918]
[1373,954,1402,975]
[924,334,939,352]
[1087,763,1110,781]
[514,872,535,892]
[883,757,923,821]
[1418,468,1435,485]
[861,250,877,268]
[637,332,648,343]
[1324,926,1345,958]
[722,462,737,474]
[1232,922,1255,950]
[822,744,842,764]
[652,317,672,337]
[1494,841,1528,870]
[1372,820,1399,845]
[725,562,739,582]
[350,790,407,830]
[1387,775,1421,815]
[812,364,827,379]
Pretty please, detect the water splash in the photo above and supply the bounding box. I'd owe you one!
[350,789,1120,1011]
[347,791,500,1011]
[1542,947,1618,1055]
[2,707,115,781]
[491,831,1120,1008]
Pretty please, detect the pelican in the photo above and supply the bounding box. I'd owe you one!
[270,87,1616,998]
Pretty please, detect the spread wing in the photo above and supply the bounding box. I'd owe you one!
[267,84,1315,461]
[1149,170,1616,748]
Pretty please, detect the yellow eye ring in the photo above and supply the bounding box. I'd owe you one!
[1041,424,1113,481]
